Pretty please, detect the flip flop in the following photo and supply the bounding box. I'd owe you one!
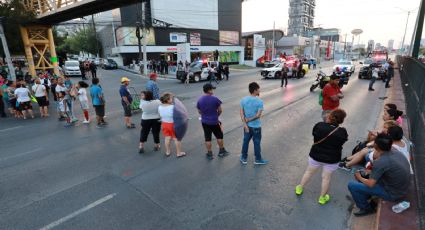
[165,152,171,157]
[177,152,186,158]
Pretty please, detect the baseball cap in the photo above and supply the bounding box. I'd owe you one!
[149,73,158,79]
[121,77,130,83]
[203,83,216,93]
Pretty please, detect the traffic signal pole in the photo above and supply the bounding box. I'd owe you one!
[0,18,16,80]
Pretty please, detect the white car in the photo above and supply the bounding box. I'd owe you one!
[63,60,82,77]
[260,62,307,78]
[333,60,355,73]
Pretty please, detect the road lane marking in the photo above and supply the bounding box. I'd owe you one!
[0,126,24,132]
[0,148,43,162]
[39,193,117,230]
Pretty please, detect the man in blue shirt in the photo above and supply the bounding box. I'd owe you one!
[197,83,229,160]
[90,78,107,127]
[119,77,135,129]
[146,73,160,100]
[239,82,268,165]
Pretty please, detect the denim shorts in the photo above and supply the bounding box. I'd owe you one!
[308,157,339,172]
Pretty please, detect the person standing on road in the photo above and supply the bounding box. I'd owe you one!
[385,60,394,88]
[223,63,230,81]
[158,92,186,158]
[32,78,49,117]
[63,76,78,122]
[348,133,410,217]
[368,64,379,91]
[90,61,97,79]
[0,82,6,117]
[281,63,289,88]
[146,73,160,100]
[197,83,229,160]
[295,109,348,205]
[15,82,35,119]
[239,82,268,165]
[80,62,87,80]
[138,91,162,154]
[322,75,344,121]
[297,60,303,78]
[77,81,90,124]
[119,77,135,129]
[90,78,107,128]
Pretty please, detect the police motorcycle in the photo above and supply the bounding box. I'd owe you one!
[310,69,330,92]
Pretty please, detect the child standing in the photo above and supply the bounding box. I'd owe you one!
[59,92,72,127]
[77,81,90,124]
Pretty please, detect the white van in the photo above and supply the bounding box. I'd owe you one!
[63,60,82,77]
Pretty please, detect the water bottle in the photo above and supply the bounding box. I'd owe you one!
[392,201,410,213]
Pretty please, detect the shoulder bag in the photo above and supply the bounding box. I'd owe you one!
[313,126,340,145]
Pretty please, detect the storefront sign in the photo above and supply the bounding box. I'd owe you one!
[170,32,187,43]
[116,27,155,46]
[190,32,201,46]
[219,31,239,45]
[167,47,177,51]
[190,48,199,51]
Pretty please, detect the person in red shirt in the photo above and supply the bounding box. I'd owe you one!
[322,74,344,121]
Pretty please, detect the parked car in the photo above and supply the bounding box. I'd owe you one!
[102,59,118,69]
[260,61,309,79]
[62,60,82,77]
[358,59,386,80]
[333,60,355,73]
[177,61,220,83]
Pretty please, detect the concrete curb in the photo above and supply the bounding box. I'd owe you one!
[117,67,177,80]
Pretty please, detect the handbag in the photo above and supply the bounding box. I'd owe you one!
[313,126,340,145]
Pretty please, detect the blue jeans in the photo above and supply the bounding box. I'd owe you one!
[369,77,376,89]
[348,181,395,209]
[241,127,262,161]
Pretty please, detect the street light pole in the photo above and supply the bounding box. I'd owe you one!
[0,17,16,80]
[401,11,411,53]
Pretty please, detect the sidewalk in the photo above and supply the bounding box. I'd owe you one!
[350,70,420,230]
[118,66,177,79]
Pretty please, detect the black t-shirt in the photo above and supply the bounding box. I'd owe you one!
[370,150,411,199]
[309,122,348,164]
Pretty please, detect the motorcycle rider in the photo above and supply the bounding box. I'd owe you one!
[281,63,289,88]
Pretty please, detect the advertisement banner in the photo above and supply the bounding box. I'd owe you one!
[190,33,201,46]
[219,51,239,63]
[219,31,239,45]
[170,32,187,43]
[116,27,155,46]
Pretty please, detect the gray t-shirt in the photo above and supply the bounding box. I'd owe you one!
[370,150,411,199]
[139,99,161,120]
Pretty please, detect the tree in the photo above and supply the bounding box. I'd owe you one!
[54,26,101,57]
[0,0,35,56]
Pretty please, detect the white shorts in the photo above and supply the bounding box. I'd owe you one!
[80,101,89,110]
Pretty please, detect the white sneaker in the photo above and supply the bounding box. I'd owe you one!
[82,120,90,124]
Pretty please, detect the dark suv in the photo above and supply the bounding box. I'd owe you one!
[358,59,386,79]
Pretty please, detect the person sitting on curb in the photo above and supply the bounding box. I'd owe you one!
[348,133,411,217]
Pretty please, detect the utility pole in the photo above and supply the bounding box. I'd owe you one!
[142,1,147,75]
[272,21,275,60]
[0,17,16,80]
[136,2,142,69]
[91,14,99,58]
[412,0,425,58]
[343,33,347,58]
[401,11,411,53]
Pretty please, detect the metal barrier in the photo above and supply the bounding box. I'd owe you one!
[397,56,425,228]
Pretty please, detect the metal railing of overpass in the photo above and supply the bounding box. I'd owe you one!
[397,55,425,229]
[22,0,140,24]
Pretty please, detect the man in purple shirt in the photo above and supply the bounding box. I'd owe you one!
[197,83,229,160]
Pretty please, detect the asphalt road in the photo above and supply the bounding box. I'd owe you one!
[0,63,390,230]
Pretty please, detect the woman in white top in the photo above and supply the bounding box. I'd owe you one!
[158,92,186,158]
[15,82,34,119]
[138,91,162,153]
[77,81,90,124]
[32,78,49,117]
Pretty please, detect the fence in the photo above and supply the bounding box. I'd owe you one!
[397,56,425,228]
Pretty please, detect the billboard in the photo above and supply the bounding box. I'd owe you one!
[190,33,201,46]
[219,51,239,63]
[219,31,239,45]
[151,0,218,30]
[116,27,155,46]
[170,32,187,43]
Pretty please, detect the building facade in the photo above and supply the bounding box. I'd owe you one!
[111,0,243,66]
[387,39,394,51]
[287,0,315,37]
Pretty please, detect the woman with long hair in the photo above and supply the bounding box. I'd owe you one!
[77,81,90,124]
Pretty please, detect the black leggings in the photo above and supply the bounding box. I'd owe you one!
[140,119,161,143]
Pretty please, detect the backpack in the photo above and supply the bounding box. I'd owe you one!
[318,90,323,106]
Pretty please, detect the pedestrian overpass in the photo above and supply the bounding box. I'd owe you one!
[20,0,141,76]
